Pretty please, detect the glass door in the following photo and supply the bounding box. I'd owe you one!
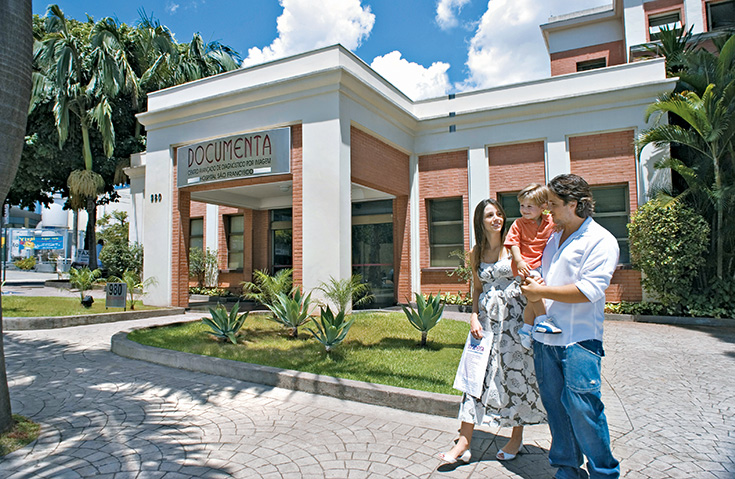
[352,200,394,308]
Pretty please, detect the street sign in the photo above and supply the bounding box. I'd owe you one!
[106,282,127,309]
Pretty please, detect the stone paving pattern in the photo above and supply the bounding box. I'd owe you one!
[1,312,734,478]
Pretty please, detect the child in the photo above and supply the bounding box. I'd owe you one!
[504,183,561,349]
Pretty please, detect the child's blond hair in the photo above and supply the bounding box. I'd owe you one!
[517,183,548,206]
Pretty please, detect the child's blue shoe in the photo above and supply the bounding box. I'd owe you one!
[534,317,562,334]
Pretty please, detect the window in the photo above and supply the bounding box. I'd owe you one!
[189,218,204,251]
[576,58,607,72]
[648,11,682,40]
[225,215,244,270]
[591,185,630,264]
[498,193,521,224]
[271,208,292,272]
[428,198,464,267]
[707,1,735,31]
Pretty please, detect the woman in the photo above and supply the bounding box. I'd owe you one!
[438,199,546,464]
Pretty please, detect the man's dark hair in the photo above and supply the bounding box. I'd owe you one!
[548,174,595,218]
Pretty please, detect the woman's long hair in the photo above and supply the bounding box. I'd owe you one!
[472,198,507,267]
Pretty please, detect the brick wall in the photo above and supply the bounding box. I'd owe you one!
[351,127,410,196]
[569,129,642,302]
[350,127,412,301]
[550,40,626,76]
[488,141,546,200]
[291,124,303,286]
[418,150,470,295]
[171,153,190,307]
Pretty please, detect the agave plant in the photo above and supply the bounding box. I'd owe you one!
[267,289,313,339]
[402,292,445,347]
[202,302,249,344]
[306,307,355,353]
[68,267,103,304]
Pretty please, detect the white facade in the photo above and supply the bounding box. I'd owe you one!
[135,44,676,307]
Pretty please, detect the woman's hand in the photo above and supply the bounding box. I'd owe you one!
[470,313,483,339]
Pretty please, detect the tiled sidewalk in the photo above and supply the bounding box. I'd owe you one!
[1,313,734,478]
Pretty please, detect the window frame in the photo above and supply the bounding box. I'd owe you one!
[189,217,204,251]
[576,58,607,72]
[707,0,735,31]
[647,10,683,41]
[224,214,244,271]
[427,197,464,268]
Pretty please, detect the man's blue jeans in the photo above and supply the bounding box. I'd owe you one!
[533,340,620,479]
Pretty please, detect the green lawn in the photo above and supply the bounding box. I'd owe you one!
[2,296,159,317]
[129,311,469,395]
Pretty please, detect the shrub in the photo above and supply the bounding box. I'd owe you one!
[189,286,233,297]
[241,268,293,308]
[437,291,472,306]
[402,292,444,347]
[267,289,313,338]
[188,247,219,288]
[605,301,668,316]
[202,302,249,344]
[446,249,472,283]
[14,257,36,270]
[628,198,709,310]
[99,242,143,279]
[316,274,374,311]
[306,307,355,353]
[68,267,103,303]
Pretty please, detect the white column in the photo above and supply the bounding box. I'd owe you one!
[205,204,218,252]
[467,146,490,249]
[546,135,570,181]
[141,148,173,306]
[123,164,145,245]
[301,117,351,300]
[684,0,705,33]
[409,154,420,295]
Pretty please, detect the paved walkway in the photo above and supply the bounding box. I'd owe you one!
[1,312,734,478]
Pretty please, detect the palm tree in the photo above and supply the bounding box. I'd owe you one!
[0,0,33,435]
[32,5,126,270]
[638,82,735,278]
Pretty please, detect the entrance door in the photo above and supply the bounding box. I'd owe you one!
[352,200,394,308]
[271,208,292,273]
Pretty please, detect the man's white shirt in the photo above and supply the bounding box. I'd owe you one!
[535,217,620,347]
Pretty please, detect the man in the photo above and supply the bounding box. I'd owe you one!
[521,174,620,479]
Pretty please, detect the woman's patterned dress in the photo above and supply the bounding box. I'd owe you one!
[457,257,547,427]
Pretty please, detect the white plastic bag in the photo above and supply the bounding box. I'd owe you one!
[453,331,492,397]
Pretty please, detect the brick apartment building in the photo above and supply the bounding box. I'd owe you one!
[129,0,732,308]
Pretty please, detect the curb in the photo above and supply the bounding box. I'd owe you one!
[605,313,735,327]
[111,326,461,418]
[3,307,186,331]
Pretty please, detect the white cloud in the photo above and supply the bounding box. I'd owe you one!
[242,0,375,68]
[457,0,606,91]
[371,51,451,100]
[436,0,472,30]
[166,2,180,14]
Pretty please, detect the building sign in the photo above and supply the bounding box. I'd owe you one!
[177,127,291,187]
[106,282,127,309]
[18,235,64,250]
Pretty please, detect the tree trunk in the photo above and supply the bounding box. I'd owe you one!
[0,0,33,434]
[86,197,99,270]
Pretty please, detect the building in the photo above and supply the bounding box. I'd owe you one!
[132,0,730,308]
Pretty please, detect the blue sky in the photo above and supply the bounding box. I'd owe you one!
[33,0,607,100]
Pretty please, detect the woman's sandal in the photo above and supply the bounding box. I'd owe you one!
[437,449,471,464]
[496,444,522,461]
